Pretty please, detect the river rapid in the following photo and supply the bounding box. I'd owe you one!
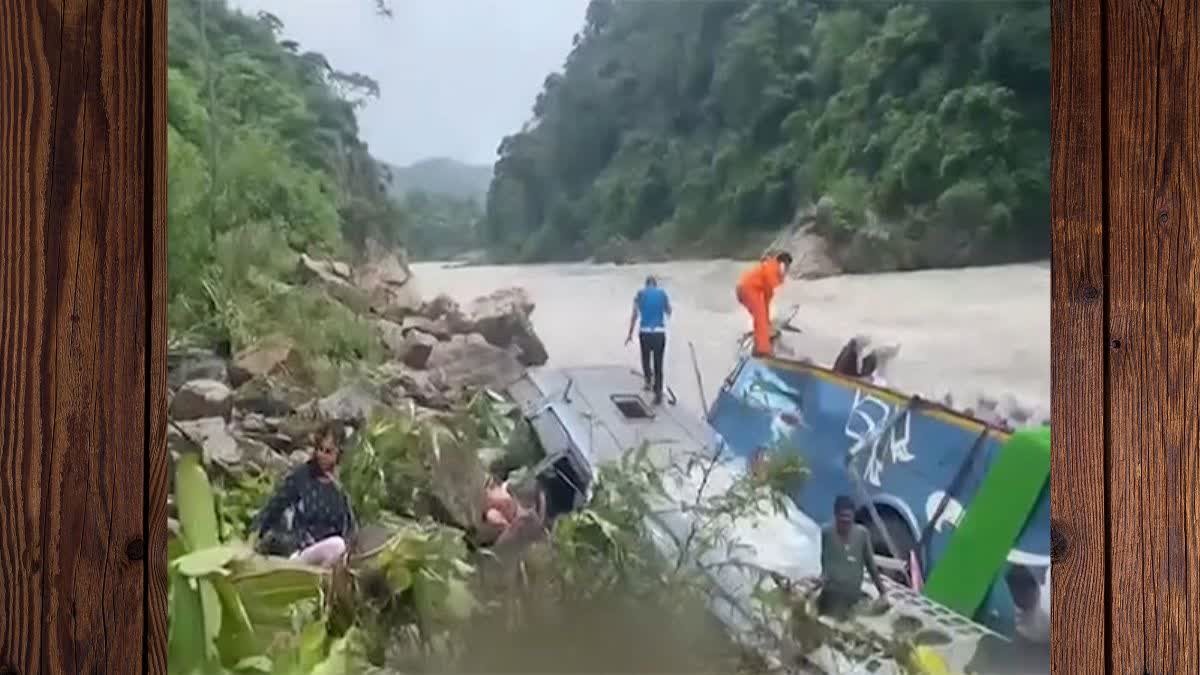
[411,259,1050,420]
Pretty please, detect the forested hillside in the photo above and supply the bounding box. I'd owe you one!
[383,158,490,259]
[168,0,406,343]
[483,0,1050,271]
[384,157,493,203]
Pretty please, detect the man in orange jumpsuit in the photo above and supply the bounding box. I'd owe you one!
[736,252,793,357]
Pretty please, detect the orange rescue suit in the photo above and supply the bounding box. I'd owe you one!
[736,259,784,356]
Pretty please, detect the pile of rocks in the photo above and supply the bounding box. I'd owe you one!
[938,391,1050,432]
[167,249,550,482]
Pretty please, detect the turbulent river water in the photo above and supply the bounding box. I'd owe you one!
[411,260,1051,420]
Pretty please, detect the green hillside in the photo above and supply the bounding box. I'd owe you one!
[482,0,1050,272]
[383,157,493,203]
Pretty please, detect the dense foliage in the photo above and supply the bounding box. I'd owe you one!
[167,0,406,351]
[382,158,490,260]
[173,392,817,674]
[483,0,1050,271]
[383,157,493,204]
[393,190,485,260]
[166,0,478,373]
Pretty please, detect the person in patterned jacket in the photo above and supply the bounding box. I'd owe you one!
[252,420,357,567]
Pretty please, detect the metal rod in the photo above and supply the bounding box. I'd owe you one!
[843,399,915,564]
[688,341,709,414]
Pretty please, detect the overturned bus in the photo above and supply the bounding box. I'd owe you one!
[507,349,1049,674]
[707,356,1050,657]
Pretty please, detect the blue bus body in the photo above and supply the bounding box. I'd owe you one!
[705,356,1051,639]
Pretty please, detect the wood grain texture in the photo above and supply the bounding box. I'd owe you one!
[1049,0,1107,672]
[0,0,166,672]
[1107,1,1200,672]
[148,0,169,672]
[148,0,170,667]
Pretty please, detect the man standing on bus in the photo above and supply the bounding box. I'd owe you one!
[818,495,889,619]
[736,252,793,357]
[625,274,671,405]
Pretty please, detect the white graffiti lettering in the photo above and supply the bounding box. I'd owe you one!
[844,389,915,486]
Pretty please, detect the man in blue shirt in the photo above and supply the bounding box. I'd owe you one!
[625,275,671,404]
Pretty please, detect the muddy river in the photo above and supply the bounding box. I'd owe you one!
[411,260,1050,419]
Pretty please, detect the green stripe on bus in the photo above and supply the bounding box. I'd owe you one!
[921,425,1050,618]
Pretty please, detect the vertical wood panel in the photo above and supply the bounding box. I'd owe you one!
[1050,0,1107,672]
[147,0,169,670]
[1107,0,1200,672]
[0,0,164,671]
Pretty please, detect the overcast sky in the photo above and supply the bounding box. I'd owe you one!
[226,0,589,167]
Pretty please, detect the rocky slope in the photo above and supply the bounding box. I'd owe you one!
[167,248,548,486]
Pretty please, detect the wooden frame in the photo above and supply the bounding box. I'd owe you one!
[0,0,168,672]
[1051,0,1200,672]
[1050,0,1105,672]
[2,0,1199,671]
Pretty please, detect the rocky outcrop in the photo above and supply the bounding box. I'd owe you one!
[378,320,438,369]
[297,253,374,316]
[170,379,233,421]
[167,247,552,484]
[413,288,548,367]
[229,335,311,389]
[763,202,843,280]
[168,349,229,390]
[465,288,548,366]
[355,250,422,321]
[426,334,526,391]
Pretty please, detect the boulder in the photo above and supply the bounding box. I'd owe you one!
[426,333,525,391]
[417,294,473,332]
[763,205,843,280]
[233,376,311,417]
[299,382,387,424]
[401,332,438,369]
[237,412,276,434]
[168,417,241,470]
[377,364,455,410]
[354,251,422,321]
[400,315,451,341]
[468,287,535,318]
[465,288,548,366]
[425,443,490,534]
[167,349,229,390]
[376,319,408,355]
[297,253,374,315]
[419,293,461,320]
[170,379,233,421]
[232,413,299,453]
[231,432,295,476]
[237,429,297,455]
[377,320,438,368]
[229,336,310,389]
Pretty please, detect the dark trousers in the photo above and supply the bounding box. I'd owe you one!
[816,586,864,620]
[638,332,666,395]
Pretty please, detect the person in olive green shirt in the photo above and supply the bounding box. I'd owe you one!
[818,495,888,619]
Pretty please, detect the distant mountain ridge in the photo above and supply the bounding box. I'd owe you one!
[383,157,492,203]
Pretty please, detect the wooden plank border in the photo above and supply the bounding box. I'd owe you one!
[0,0,168,672]
[18,0,1200,672]
[1106,1,1200,672]
[1050,0,1107,670]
